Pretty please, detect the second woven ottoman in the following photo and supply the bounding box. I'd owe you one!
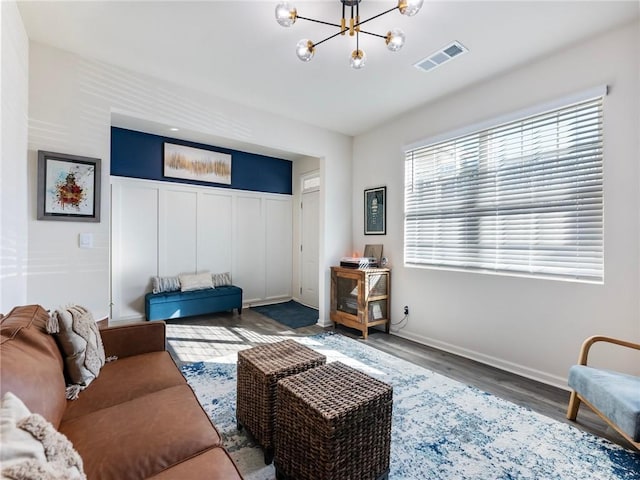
[236,339,326,464]
[274,361,393,480]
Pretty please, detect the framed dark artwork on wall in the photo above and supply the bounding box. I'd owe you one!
[364,186,386,235]
[37,151,101,222]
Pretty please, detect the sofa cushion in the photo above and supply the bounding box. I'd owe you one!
[50,305,105,398]
[0,306,67,428]
[147,447,242,480]
[62,351,187,422]
[568,365,640,441]
[0,392,86,480]
[60,385,222,480]
[179,272,213,292]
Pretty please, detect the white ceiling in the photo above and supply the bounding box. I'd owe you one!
[17,1,640,138]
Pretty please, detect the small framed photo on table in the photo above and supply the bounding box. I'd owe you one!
[364,186,386,235]
[37,151,101,222]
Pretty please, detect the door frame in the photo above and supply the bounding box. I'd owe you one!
[298,170,320,308]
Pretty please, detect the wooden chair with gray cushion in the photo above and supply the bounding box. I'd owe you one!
[566,335,640,450]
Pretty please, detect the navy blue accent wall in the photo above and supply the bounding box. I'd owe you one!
[111,127,292,195]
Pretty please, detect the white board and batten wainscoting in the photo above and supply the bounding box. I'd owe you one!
[111,176,292,322]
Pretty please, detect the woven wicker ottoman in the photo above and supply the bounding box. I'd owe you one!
[274,361,393,480]
[236,339,326,464]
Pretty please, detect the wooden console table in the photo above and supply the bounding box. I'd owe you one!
[330,266,390,339]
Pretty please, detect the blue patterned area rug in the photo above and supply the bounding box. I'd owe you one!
[181,332,639,480]
[251,300,318,329]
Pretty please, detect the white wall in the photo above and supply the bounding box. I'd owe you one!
[0,2,29,313]
[352,21,640,387]
[111,177,292,321]
[25,41,352,321]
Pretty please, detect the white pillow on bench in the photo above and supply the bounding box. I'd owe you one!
[179,272,214,292]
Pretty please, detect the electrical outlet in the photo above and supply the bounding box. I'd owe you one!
[403,305,409,315]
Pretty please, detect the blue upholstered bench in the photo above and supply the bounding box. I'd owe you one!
[567,336,640,450]
[145,286,243,321]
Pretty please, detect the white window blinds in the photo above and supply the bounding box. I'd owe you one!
[404,94,604,282]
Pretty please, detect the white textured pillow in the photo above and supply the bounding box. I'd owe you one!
[0,392,86,480]
[152,276,181,294]
[179,272,213,292]
[49,305,105,399]
[211,272,232,287]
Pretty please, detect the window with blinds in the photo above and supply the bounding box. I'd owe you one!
[404,95,604,282]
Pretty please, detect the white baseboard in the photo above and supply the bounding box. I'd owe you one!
[390,329,570,391]
[246,298,291,308]
[316,318,333,328]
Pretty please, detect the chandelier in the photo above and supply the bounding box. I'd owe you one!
[275,0,424,69]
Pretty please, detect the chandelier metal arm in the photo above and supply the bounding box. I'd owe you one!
[357,30,387,39]
[313,27,350,48]
[297,5,400,45]
[296,15,342,29]
[295,25,384,46]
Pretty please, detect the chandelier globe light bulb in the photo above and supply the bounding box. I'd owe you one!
[350,49,367,69]
[275,2,297,27]
[386,29,406,51]
[398,0,424,17]
[296,39,315,62]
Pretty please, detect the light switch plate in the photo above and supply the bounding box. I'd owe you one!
[79,233,93,248]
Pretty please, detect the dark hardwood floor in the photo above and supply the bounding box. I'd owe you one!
[161,308,633,451]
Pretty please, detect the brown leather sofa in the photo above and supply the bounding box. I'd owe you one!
[0,305,243,480]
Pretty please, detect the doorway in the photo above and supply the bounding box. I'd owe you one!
[299,171,320,309]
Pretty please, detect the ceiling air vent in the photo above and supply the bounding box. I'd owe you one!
[414,41,468,72]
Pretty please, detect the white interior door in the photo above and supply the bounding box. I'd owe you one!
[300,188,319,308]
